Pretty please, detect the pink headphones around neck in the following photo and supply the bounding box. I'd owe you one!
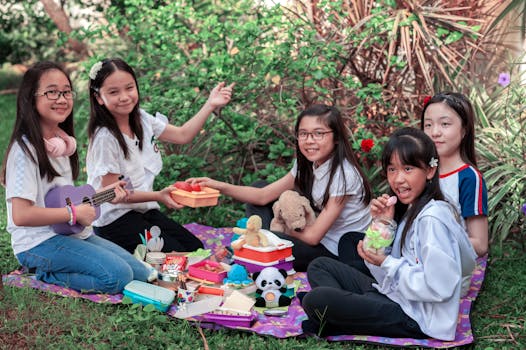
[45,129,77,157]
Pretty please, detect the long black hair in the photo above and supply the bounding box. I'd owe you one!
[88,58,144,159]
[420,91,478,167]
[382,127,443,249]
[1,61,79,185]
[294,104,371,210]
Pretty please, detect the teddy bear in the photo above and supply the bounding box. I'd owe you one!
[232,215,269,249]
[253,267,291,308]
[270,190,316,234]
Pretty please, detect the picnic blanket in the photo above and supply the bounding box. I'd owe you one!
[2,223,487,348]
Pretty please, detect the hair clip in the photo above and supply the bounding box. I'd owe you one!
[423,95,432,107]
[89,61,103,80]
[429,157,438,168]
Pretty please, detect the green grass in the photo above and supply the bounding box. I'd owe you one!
[1,203,525,349]
[1,90,525,349]
[0,94,16,167]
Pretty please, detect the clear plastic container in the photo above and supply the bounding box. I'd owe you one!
[363,217,397,254]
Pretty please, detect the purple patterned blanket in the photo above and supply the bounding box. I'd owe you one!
[2,223,486,348]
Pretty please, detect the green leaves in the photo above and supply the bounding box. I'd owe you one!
[73,0,526,246]
[473,73,526,245]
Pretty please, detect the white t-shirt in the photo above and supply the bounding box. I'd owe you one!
[290,158,371,255]
[86,109,168,226]
[5,139,91,255]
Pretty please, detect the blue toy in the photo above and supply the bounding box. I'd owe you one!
[223,264,253,287]
[231,217,247,243]
[236,217,248,228]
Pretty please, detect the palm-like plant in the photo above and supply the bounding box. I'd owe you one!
[473,71,526,245]
[284,0,514,115]
[349,0,485,91]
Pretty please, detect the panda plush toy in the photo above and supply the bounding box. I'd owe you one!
[253,267,292,308]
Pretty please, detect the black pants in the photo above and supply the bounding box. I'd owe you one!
[302,256,427,338]
[245,181,337,272]
[244,180,274,230]
[274,231,337,272]
[337,231,371,277]
[94,209,204,254]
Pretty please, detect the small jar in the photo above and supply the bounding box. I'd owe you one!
[363,217,397,254]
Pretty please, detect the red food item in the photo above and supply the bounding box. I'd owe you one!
[174,181,192,192]
[190,183,202,192]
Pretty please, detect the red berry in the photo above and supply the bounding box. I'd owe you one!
[190,183,202,192]
[174,181,192,192]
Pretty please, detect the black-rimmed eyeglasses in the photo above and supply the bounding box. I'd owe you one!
[296,130,333,141]
[34,90,76,100]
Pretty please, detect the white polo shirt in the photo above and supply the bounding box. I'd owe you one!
[291,158,371,255]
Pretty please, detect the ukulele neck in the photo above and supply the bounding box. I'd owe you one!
[90,188,116,206]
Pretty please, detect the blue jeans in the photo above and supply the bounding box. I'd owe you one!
[17,234,149,294]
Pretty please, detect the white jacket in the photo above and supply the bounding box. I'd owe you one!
[367,200,477,340]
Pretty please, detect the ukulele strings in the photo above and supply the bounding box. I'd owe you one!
[91,189,116,206]
[72,188,115,207]
[91,181,132,206]
[69,179,131,207]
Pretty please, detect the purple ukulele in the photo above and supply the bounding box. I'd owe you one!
[44,177,133,235]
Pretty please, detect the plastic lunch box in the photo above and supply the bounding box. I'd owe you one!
[187,260,228,283]
[170,187,220,208]
[233,230,294,263]
[203,310,256,328]
[233,255,295,274]
[123,280,175,312]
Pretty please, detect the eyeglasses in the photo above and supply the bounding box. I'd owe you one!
[296,130,333,141]
[34,90,76,100]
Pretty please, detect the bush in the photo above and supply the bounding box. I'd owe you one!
[0,1,65,64]
[72,0,526,242]
[0,65,22,91]
[79,1,413,195]
[473,67,526,247]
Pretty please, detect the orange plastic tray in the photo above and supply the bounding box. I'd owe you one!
[170,187,220,208]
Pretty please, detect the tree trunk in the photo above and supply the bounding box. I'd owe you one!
[39,0,88,57]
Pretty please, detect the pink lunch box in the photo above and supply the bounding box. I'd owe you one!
[188,260,227,283]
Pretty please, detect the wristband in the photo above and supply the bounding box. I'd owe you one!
[67,204,77,226]
[66,205,73,225]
